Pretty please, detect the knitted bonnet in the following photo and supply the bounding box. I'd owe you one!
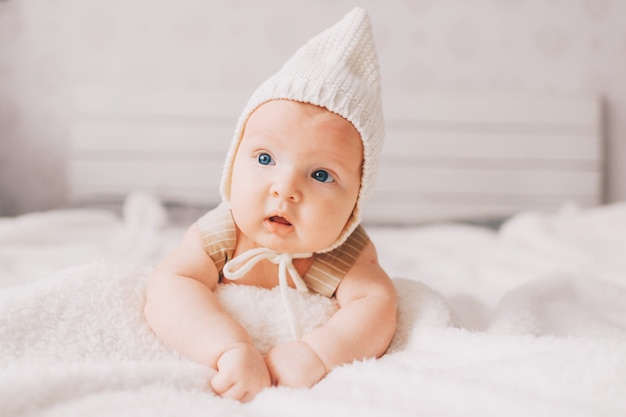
[220,7,385,253]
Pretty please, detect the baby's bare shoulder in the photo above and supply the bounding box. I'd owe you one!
[150,222,219,289]
[336,240,396,304]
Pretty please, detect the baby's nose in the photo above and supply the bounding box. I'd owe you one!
[270,173,302,203]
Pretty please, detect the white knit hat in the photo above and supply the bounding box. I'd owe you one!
[220,7,384,253]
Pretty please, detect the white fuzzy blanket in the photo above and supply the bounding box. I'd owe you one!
[1,195,625,417]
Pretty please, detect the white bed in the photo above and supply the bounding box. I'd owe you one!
[1,90,625,417]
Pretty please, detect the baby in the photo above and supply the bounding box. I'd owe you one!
[144,8,397,402]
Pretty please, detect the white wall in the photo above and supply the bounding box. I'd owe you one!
[1,0,625,215]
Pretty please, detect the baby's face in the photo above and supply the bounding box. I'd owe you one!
[230,99,363,254]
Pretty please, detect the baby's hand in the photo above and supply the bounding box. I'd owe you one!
[210,342,271,402]
[265,340,326,388]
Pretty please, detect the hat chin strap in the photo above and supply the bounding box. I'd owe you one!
[222,248,312,341]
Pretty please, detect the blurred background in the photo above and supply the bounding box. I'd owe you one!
[0,0,625,216]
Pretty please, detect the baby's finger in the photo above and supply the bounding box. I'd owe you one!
[220,382,250,402]
[209,372,234,396]
[210,373,252,402]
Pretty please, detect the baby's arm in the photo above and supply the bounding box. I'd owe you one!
[144,223,270,402]
[265,240,397,387]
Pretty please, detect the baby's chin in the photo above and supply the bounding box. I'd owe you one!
[262,241,318,256]
[259,234,333,256]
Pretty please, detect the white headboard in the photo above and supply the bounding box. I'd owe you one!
[68,87,603,225]
[69,88,237,207]
[370,93,603,224]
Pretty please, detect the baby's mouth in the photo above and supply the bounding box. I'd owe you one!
[269,216,292,226]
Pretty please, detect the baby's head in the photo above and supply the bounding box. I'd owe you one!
[229,99,362,255]
[220,8,384,254]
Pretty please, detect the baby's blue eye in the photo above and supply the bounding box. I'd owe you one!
[312,170,334,183]
[257,153,273,165]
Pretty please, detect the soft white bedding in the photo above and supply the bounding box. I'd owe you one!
[1,194,625,417]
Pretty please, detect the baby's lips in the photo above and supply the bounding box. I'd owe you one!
[270,216,292,226]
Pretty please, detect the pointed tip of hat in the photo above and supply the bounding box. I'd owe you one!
[294,6,378,83]
[340,7,371,27]
[347,6,367,16]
